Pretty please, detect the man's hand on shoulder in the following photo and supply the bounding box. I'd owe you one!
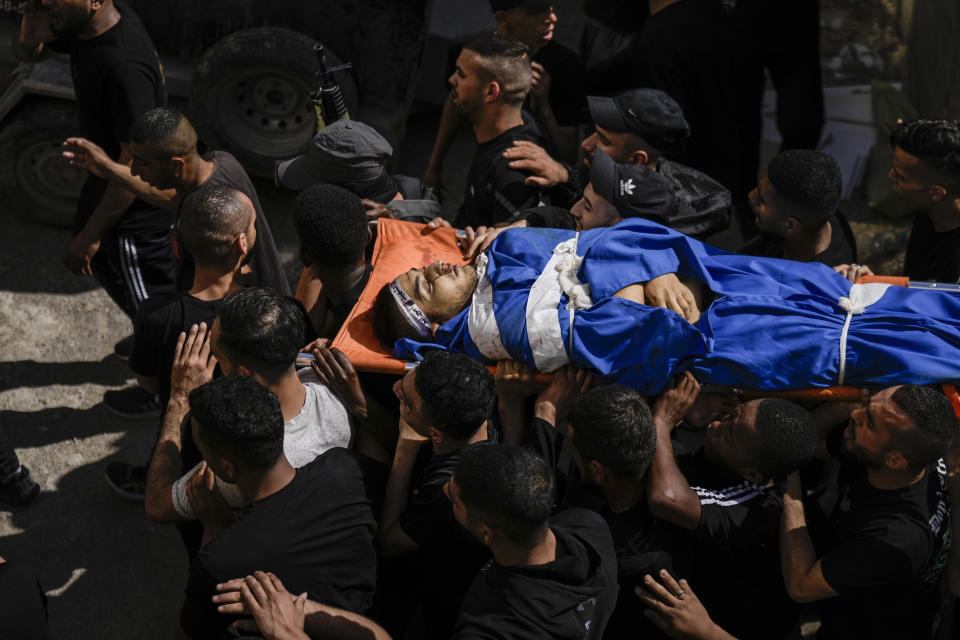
[503,141,569,188]
[310,346,367,419]
[170,323,217,401]
[213,572,310,640]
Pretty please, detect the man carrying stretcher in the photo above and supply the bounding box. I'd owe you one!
[371,149,960,394]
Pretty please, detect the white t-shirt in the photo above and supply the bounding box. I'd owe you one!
[171,369,352,519]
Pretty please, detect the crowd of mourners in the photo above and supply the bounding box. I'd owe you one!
[3,0,960,638]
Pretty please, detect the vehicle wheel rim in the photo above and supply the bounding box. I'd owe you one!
[15,138,86,210]
[216,68,316,159]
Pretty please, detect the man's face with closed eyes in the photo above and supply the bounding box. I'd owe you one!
[394,260,479,323]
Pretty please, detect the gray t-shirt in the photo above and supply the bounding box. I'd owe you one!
[172,369,352,519]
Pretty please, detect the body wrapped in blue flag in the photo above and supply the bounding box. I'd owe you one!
[394,218,960,394]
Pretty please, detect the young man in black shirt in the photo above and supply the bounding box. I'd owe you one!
[447,443,619,639]
[107,185,254,500]
[63,107,290,295]
[449,33,550,229]
[174,375,376,640]
[888,119,960,283]
[648,372,818,640]
[14,0,175,320]
[377,351,498,639]
[292,185,372,338]
[740,150,857,265]
[424,1,587,187]
[781,384,955,640]
[497,366,673,639]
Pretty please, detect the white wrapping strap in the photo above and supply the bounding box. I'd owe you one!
[468,254,511,361]
[836,283,890,384]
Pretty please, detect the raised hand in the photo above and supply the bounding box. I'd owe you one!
[62,137,111,178]
[653,372,701,430]
[170,323,218,399]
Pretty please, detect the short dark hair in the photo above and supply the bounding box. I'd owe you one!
[128,107,197,157]
[767,150,842,225]
[179,185,252,267]
[890,385,957,468]
[462,32,531,106]
[454,444,554,547]
[752,399,817,481]
[569,385,656,477]
[294,184,368,269]
[889,119,960,181]
[188,376,285,469]
[415,350,495,440]
[215,288,306,382]
[371,283,421,347]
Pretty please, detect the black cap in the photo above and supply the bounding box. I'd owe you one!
[589,148,677,223]
[489,0,553,12]
[587,89,690,152]
[277,120,392,191]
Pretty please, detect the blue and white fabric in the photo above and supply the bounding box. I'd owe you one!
[396,217,960,394]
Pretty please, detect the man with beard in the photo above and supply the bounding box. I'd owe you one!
[780,385,955,640]
[449,32,550,229]
[13,0,175,323]
[500,88,732,239]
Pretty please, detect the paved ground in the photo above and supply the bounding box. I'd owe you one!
[0,202,188,637]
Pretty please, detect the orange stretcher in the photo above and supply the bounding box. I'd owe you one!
[330,218,960,410]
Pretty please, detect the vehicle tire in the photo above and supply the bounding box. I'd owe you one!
[189,27,360,178]
[0,98,86,228]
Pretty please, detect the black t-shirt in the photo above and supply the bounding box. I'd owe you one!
[0,561,50,640]
[176,151,291,295]
[129,292,224,407]
[454,118,550,229]
[452,508,619,640]
[675,450,798,640]
[903,212,960,283]
[532,41,590,126]
[52,1,169,234]
[397,428,499,638]
[738,210,858,266]
[180,448,378,640]
[728,0,820,53]
[518,417,675,640]
[605,0,739,190]
[818,432,951,639]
